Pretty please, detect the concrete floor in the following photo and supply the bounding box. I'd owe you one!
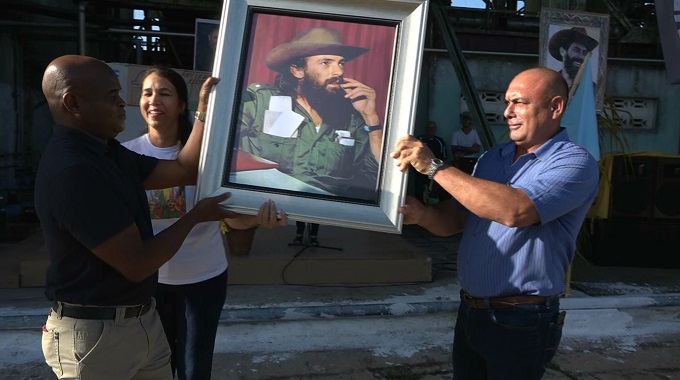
[2,224,680,379]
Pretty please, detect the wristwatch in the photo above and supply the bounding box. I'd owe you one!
[364,124,382,132]
[427,158,444,179]
[194,111,207,122]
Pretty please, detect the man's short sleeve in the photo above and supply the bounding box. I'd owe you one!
[517,150,599,224]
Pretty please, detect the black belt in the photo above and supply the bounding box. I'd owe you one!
[461,290,558,309]
[52,301,152,320]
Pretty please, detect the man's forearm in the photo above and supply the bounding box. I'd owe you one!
[102,211,204,283]
[420,200,464,236]
[138,211,203,278]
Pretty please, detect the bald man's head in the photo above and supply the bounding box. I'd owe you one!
[514,67,569,105]
[42,55,107,112]
[41,55,126,140]
[503,66,569,153]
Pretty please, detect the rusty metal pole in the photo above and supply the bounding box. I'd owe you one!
[78,1,87,55]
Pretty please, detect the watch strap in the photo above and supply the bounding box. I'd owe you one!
[194,111,207,122]
[427,159,444,180]
[364,124,382,132]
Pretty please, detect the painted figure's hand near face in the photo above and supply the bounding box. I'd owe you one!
[341,77,379,126]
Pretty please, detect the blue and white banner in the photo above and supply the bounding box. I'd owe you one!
[655,0,680,84]
[563,55,600,161]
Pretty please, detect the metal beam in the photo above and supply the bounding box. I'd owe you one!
[79,1,87,55]
[430,2,496,149]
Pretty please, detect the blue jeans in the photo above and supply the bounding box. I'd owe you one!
[154,269,228,380]
[452,295,565,380]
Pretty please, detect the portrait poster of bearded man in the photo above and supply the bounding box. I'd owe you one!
[546,25,599,90]
[230,14,395,200]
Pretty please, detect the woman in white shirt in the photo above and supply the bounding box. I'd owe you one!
[123,66,286,380]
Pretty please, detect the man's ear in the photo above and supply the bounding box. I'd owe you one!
[290,64,304,79]
[62,92,80,115]
[559,46,567,59]
[551,96,565,117]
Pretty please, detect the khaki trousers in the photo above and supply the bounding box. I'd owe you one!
[41,298,172,380]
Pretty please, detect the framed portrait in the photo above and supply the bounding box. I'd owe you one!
[538,8,609,110]
[196,0,429,233]
[193,18,220,72]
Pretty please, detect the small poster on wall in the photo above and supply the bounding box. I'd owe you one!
[193,18,220,72]
[539,8,610,111]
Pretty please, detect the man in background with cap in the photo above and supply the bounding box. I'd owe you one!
[237,26,381,200]
[548,26,599,88]
[450,111,482,174]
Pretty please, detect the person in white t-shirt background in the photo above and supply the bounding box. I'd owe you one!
[123,65,287,380]
[450,111,482,174]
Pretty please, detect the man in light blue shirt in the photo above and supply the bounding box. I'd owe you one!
[391,66,599,379]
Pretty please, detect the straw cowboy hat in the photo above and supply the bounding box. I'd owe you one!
[265,27,369,72]
[548,27,599,61]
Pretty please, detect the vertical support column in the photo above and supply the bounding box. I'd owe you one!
[78,1,88,55]
[429,2,496,149]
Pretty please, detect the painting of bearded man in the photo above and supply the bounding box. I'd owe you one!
[548,26,599,89]
[539,9,609,110]
[232,15,394,200]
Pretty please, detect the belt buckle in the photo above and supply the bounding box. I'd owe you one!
[462,292,484,308]
[136,303,148,318]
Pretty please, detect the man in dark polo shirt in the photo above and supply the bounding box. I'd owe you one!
[35,55,287,379]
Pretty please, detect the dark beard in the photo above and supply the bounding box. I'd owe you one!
[300,77,354,129]
[564,54,584,79]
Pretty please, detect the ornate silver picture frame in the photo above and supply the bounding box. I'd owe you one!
[196,0,429,233]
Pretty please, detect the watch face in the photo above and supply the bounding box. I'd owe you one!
[428,158,444,179]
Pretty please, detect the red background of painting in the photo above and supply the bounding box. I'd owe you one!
[242,13,396,124]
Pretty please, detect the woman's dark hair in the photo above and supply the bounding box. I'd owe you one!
[142,65,192,145]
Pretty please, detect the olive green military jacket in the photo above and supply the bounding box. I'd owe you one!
[238,83,379,200]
